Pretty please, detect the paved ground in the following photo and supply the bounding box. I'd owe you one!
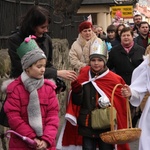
[129,139,139,150]
[129,121,140,150]
[0,120,140,150]
[0,138,139,150]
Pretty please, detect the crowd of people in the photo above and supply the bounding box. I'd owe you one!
[0,4,150,150]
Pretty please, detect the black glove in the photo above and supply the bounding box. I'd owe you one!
[56,77,66,93]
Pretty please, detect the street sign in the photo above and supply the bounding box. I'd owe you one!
[111,5,133,18]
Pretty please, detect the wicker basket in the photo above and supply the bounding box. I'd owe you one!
[100,84,141,144]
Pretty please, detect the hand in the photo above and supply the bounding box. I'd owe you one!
[57,70,77,81]
[36,140,48,150]
[121,84,131,98]
[34,138,41,148]
[71,80,82,93]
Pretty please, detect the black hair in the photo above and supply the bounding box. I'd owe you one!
[120,27,133,37]
[115,24,126,41]
[107,24,116,33]
[20,6,51,37]
[138,21,149,28]
[133,14,142,20]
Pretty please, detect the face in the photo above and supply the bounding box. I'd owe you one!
[121,31,133,46]
[118,26,124,36]
[96,27,103,35]
[90,57,105,73]
[80,28,93,41]
[26,59,46,79]
[107,31,116,40]
[133,16,142,25]
[34,20,49,37]
[138,23,149,36]
[93,26,97,35]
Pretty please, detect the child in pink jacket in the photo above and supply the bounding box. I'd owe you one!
[3,36,59,150]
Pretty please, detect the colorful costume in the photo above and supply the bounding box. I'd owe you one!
[57,66,130,150]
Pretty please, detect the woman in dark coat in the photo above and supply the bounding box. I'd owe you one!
[107,27,145,85]
[8,5,77,81]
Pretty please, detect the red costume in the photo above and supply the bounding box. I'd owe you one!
[57,66,130,150]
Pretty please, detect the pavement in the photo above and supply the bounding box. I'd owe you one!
[129,139,139,150]
[0,120,140,150]
[129,121,139,150]
[0,136,139,150]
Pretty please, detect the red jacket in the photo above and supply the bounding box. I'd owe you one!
[4,77,59,150]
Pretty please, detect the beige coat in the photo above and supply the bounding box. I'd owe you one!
[69,32,103,73]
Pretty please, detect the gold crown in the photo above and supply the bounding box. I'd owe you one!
[90,39,107,57]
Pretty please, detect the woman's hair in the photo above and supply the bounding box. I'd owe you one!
[145,45,150,56]
[20,6,51,37]
[115,24,125,41]
[120,27,133,37]
[145,45,150,66]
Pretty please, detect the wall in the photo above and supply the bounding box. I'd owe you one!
[77,5,111,32]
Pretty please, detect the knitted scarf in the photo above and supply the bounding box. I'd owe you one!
[21,71,44,136]
[121,41,134,53]
[77,32,98,64]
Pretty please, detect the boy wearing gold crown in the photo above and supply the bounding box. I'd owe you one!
[58,39,130,150]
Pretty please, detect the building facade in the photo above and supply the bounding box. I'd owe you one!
[77,0,138,32]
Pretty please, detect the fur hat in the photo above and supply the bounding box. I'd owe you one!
[78,21,93,32]
[17,35,46,70]
[89,39,107,64]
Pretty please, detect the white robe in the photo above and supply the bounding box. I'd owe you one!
[129,55,150,150]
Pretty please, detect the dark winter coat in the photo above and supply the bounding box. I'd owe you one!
[107,43,145,85]
[134,34,148,49]
[8,31,57,80]
[105,38,120,48]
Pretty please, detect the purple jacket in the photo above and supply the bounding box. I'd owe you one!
[4,77,59,150]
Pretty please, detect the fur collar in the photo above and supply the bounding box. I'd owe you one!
[1,78,15,93]
[1,78,56,94]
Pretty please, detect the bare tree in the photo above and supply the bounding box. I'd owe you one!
[54,0,83,16]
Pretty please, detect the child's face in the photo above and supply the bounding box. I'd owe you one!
[107,31,115,40]
[26,58,46,79]
[90,57,105,73]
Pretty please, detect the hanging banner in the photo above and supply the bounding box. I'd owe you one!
[111,5,133,18]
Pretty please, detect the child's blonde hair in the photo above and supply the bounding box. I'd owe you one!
[145,45,150,66]
[145,45,150,56]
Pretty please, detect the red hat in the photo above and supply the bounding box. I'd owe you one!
[78,21,93,33]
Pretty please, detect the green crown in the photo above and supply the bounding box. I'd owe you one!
[17,39,39,59]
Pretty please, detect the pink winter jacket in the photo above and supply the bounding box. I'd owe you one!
[4,77,59,150]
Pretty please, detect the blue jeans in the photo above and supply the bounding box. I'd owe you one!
[82,136,114,150]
